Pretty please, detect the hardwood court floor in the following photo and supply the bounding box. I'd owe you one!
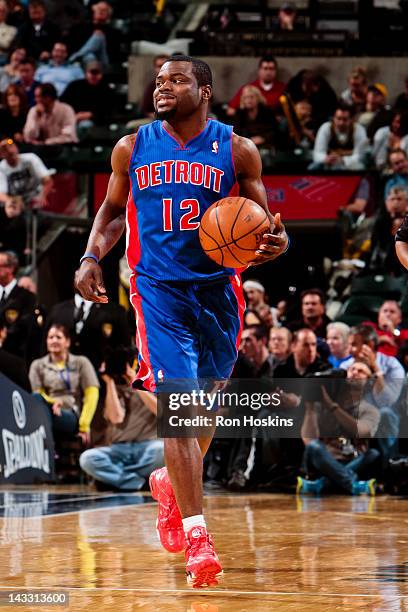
[0,487,407,611]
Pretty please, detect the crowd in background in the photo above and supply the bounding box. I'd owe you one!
[1,0,408,495]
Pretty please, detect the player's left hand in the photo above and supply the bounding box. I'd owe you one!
[250,213,289,265]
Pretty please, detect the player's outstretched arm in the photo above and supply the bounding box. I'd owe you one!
[75,134,134,302]
[232,133,289,265]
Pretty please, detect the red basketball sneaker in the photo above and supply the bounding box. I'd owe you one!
[149,467,184,553]
[185,526,223,588]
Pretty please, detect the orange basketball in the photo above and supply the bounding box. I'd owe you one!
[199,196,270,267]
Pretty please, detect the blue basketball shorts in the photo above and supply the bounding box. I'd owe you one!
[129,273,245,392]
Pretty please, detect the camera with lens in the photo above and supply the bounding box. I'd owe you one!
[103,346,137,383]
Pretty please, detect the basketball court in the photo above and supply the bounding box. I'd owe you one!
[0,487,407,611]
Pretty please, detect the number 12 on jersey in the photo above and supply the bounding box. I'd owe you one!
[162,198,201,232]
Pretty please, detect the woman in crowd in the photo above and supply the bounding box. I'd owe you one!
[0,46,25,92]
[373,110,408,170]
[0,0,17,66]
[0,84,29,141]
[233,85,280,149]
[29,324,99,445]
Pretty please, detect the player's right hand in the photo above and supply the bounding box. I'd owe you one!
[75,261,109,303]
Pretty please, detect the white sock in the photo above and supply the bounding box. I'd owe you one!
[182,514,206,535]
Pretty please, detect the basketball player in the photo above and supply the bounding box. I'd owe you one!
[76,56,288,588]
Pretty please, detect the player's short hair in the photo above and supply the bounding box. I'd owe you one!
[335,101,353,116]
[0,250,19,274]
[327,321,350,343]
[38,83,58,99]
[19,57,37,68]
[389,147,408,159]
[166,55,212,87]
[259,56,277,67]
[292,328,317,344]
[47,323,71,340]
[350,324,379,349]
[244,324,269,341]
[300,288,326,305]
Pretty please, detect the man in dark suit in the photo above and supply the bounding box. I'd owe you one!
[0,312,30,391]
[0,251,35,358]
[45,292,132,369]
[15,0,61,61]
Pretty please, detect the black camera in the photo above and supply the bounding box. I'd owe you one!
[103,346,136,380]
[304,368,347,402]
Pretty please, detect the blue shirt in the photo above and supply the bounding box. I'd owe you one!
[35,62,84,96]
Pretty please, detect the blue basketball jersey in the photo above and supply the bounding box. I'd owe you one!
[126,119,238,281]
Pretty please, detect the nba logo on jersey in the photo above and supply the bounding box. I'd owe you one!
[212,140,219,154]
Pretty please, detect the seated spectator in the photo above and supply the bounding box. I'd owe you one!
[287,289,331,339]
[358,83,392,142]
[140,54,169,118]
[257,303,277,329]
[29,324,100,445]
[16,57,40,107]
[243,279,279,326]
[239,325,275,377]
[79,347,164,491]
[274,329,329,378]
[268,326,292,370]
[61,60,115,136]
[0,312,30,390]
[271,2,304,31]
[373,110,408,170]
[345,324,405,462]
[0,196,27,261]
[35,42,84,97]
[0,250,35,358]
[326,322,352,368]
[0,84,29,142]
[233,86,280,149]
[0,47,26,93]
[340,176,371,217]
[67,1,121,67]
[286,69,337,127]
[385,148,408,198]
[0,0,17,66]
[44,290,131,370]
[311,103,367,170]
[227,56,286,116]
[23,83,78,144]
[297,359,380,495]
[15,0,60,61]
[364,300,408,357]
[394,76,408,114]
[0,138,53,206]
[6,0,25,29]
[340,67,368,114]
[279,98,316,152]
[369,186,408,275]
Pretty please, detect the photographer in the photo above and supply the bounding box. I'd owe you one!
[79,347,164,491]
[297,361,380,495]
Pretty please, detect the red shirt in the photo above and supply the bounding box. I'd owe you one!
[228,79,286,112]
[364,321,408,357]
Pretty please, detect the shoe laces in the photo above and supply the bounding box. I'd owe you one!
[187,532,215,558]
